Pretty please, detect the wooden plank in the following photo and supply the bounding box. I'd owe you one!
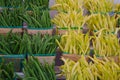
[35,56,55,64]
[0,28,22,34]
[0,28,53,35]
[57,29,83,35]
[62,54,120,63]
[28,29,53,35]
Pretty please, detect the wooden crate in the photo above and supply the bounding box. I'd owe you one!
[0,55,26,72]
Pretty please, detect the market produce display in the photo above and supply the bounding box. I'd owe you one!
[61,56,120,80]
[0,0,120,80]
[0,31,60,54]
[23,56,56,80]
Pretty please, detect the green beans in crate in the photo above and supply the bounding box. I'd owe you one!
[0,60,15,80]
[0,0,49,9]
[20,6,52,29]
[0,54,26,72]
[0,7,25,28]
[0,31,61,55]
[23,56,56,80]
[28,54,56,64]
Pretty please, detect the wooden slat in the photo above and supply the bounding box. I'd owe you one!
[0,28,22,34]
[35,56,55,64]
[28,29,53,35]
[0,28,53,35]
[62,54,120,63]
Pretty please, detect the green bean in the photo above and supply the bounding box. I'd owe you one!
[0,62,14,80]
[23,56,56,80]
